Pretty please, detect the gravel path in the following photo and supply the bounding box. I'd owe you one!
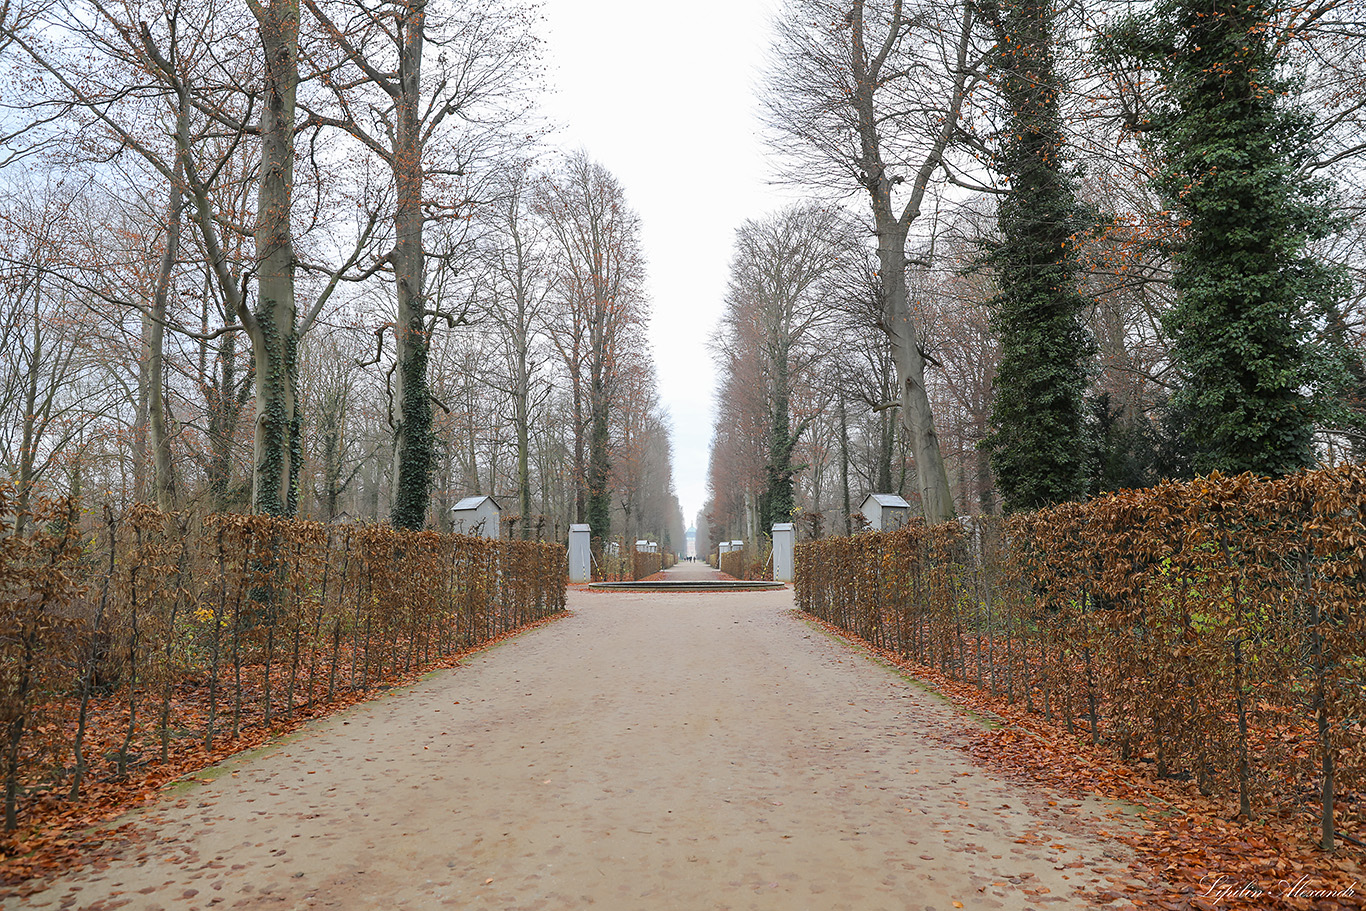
[11,574,1137,910]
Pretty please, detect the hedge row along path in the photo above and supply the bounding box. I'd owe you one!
[7,565,1143,910]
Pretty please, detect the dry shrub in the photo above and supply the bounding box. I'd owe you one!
[719,549,746,580]
[633,550,662,580]
[0,492,83,831]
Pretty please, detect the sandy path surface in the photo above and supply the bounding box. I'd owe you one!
[660,560,724,581]
[10,581,1139,911]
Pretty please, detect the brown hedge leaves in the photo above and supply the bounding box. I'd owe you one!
[796,465,1366,851]
[0,499,566,860]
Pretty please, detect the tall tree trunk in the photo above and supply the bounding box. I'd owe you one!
[839,386,852,536]
[15,294,43,537]
[587,365,611,536]
[319,388,344,521]
[761,334,796,535]
[976,422,995,515]
[847,0,968,525]
[515,379,531,538]
[246,0,301,517]
[507,196,536,539]
[389,5,435,530]
[148,162,184,512]
[876,228,954,522]
[134,319,150,502]
[569,362,587,525]
[207,334,242,511]
[876,407,893,493]
[980,0,1090,513]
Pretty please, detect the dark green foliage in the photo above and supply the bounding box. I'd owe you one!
[1107,0,1344,477]
[587,402,611,538]
[286,335,301,517]
[1085,392,1193,494]
[391,327,435,531]
[760,341,802,536]
[759,403,798,536]
[981,0,1093,513]
[254,311,300,519]
[1087,394,1158,494]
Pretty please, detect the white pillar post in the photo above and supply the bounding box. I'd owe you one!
[568,524,592,583]
[772,523,795,582]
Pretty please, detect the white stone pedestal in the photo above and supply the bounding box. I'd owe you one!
[772,523,795,582]
[568,524,592,582]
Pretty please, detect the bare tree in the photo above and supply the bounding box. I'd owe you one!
[2,0,366,516]
[297,320,376,520]
[0,176,114,530]
[538,152,648,540]
[303,0,541,528]
[764,0,987,523]
[725,204,852,534]
[478,159,552,537]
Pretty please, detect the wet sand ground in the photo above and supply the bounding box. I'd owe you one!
[11,566,1139,910]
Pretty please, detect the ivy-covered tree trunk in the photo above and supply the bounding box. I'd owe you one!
[838,386,852,535]
[514,376,532,538]
[389,5,435,531]
[980,0,1092,513]
[1163,0,1323,476]
[247,0,301,518]
[571,369,587,525]
[1117,0,1339,476]
[759,352,796,535]
[390,225,434,531]
[586,364,611,538]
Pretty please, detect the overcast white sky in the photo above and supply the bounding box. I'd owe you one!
[538,0,798,527]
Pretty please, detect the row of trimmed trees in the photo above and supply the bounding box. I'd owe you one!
[706,0,1366,538]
